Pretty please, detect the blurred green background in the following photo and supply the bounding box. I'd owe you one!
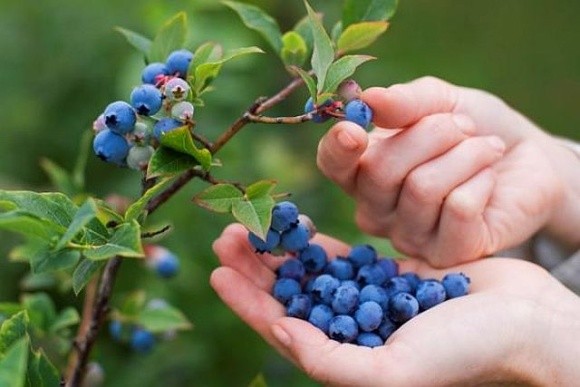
[1,0,579,385]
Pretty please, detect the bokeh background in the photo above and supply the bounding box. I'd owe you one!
[1,0,579,385]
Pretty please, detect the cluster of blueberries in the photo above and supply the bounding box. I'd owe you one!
[109,299,175,353]
[304,80,374,130]
[92,49,196,169]
[248,201,470,347]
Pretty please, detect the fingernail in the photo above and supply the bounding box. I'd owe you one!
[337,129,359,151]
[486,136,506,152]
[272,324,291,347]
[452,114,474,134]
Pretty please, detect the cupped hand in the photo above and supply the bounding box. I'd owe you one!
[316,76,577,266]
[210,224,580,386]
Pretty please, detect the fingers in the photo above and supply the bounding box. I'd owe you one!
[316,121,369,194]
[363,77,460,129]
[271,318,391,386]
[389,136,505,255]
[352,113,477,236]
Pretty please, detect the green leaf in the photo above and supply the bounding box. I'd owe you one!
[158,126,212,171]
[193,184,244,213]
[149,12,188,63]
[83,220,144,260]
[125,177,174,221]
[115,27,152,58]
[0,211,64,240]
[342,0,398,28]
[331,21,343,44]
[94,199,124,226]
[248,373,268,387]
[0,338,28,387]
[21,294,55,333]
[119,291,147,318]
[26,349,60,387]
[223,1,282,53]
[304,0,335,95]
[54,198,97,250]
[246,180,276,199]
[72,259,104,295]
[147,147,200,179]
[0,304,24,325]
[39,158,76,197]
[193,47,264,95]
[0,191,76,229]
[28,243,81,274]
[293,13,320,52]
[232,195,274,240]
[19,273,58,292]
[323,55,376,93]
[281,31,307,67]
[337,21,389,53]
[49,308,79,333]
[137,305,192,333]
[189,42,223,72]
[0,312,28,357]
[289,66,317,101]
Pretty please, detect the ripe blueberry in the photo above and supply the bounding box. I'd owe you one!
[165,49,194,78]
[356,332,384,348]
[93,129,130,166]
[344,99,373,129]
[442,273,471,298]
[384,276,413,298]
[298,243,327,273]
[416,280,446,310]
[280,223,310,252]
[331,283,360,315]
[103,101,136,135]
[310,274,340,305]
[153,118,183,139]
[145,245,180,278]
[388,292,419,323]
[308,304,334,334]
[356,263,388,287]
[354,301,383,332]
[328,315,358,343]
[248,228,280,253]
[304,97,333,123]
[141,62,168,84]
[130,84,163,116]
[272,278,302,304]
[359,284,388,310]
[271,201,299,232]
[325,257,355,280]
[286,294,312,319]
[277,258,306,282]
[130,328,155,353]
[348,244,377,269]
[376,257,399,279]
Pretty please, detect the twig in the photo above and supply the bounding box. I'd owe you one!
[65,257,122,387]
[244,112,312,124]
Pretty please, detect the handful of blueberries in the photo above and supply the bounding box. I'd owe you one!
[248,201,470,347]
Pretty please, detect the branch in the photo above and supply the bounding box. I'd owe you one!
[65,257,122,387]
[244,112,313,124]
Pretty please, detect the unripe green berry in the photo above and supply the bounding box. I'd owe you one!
[171,101,195,121]
[164,78,190,102]
[127,145,155,170]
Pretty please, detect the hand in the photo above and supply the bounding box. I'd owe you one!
[211,224,580,386]
[317,76,580,266]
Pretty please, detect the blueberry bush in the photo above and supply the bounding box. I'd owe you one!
[0,1,399,385]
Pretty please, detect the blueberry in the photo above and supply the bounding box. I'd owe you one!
[154,252,180,278]
[280,223,310,252]
[325,257,355,280]
[286,294,312,319]
[348,244,377,269]
[308,304,334,334]
[359,284,388,310]
[127,145,155,171]
[141,62,168,84]
[376,258,399,279]
[104,101,137,134]
[130,84,163,116]
[354,301,383,332]
[356,332,384,348]
[389,292,419,323]
[130,328,155,353]
[93,129,130,166]
[331,284,360,315]
[399,272,421,293]
[344,99,373,129]
[248,228,280,253]
[271,201,299,232]
[165,49,194,78]
[171,101,195,121]
[277,258,306,282]
[109,320,122,341]
[384,276,413,298]
[310,274,340,305]
[340,280,360,290]
[442,273,471,298]
[297,214,317,238]
[356,263,388,287]
[164,77,190,101]
[153,118,183,139]
[273,278,302,304]
[304,97,333,123]
[416,280,446,310]
[298,243,327,273]
[328,315,358,343]
[377,317,398,341]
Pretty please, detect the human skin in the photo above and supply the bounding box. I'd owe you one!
[316,77,580,267]
[210,224,580,386]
